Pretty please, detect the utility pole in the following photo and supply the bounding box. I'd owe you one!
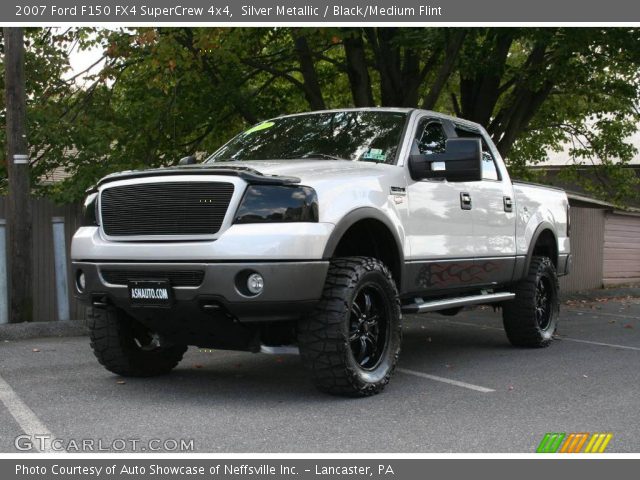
[3,27,33,323]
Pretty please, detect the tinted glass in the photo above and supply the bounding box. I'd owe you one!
[207,111,408,165]
[415,121,447,155]
[235,186,318,223]
[454,126,500,181]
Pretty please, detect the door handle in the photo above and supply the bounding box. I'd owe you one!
[460,192,472,210]
[503,196,513,212]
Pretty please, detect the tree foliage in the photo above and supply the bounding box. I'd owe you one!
[2,27,639,204]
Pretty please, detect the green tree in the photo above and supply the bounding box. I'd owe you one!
[3,27,639,205]
[224,27,640,203]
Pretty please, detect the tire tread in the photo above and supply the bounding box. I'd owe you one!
[298,257,402,397]
[88,307,187,377]
[503,256,559,348]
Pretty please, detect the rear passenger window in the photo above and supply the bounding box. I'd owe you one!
[454,126,500,181]
[415,121,447,155]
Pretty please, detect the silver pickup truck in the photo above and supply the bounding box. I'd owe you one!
[72,108,571,396]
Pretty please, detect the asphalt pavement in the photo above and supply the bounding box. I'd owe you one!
[0,295,638,453]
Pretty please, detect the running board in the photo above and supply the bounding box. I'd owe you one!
[402,292,515,314]
[259,345,300,355]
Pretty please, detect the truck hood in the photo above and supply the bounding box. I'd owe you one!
[215,160,392,182]
[96,160,392,188]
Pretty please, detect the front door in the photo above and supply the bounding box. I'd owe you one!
[404,116,477,295]
[452,123,517,285]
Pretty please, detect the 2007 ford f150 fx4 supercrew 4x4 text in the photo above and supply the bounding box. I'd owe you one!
[72,108,571,396]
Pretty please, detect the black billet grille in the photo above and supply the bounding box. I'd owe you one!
[101,269,205,287]
[100,182,234,237]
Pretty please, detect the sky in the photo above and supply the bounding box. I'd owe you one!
[66,40,105,85]
[546,130,640,166]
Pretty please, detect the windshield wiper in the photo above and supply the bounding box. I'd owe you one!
[298,152,346,161]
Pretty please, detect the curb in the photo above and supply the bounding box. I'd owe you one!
[0,321,88,341]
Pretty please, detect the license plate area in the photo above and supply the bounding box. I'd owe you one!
[128,280,173,307]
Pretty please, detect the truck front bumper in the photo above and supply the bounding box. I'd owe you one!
[72,261,329,323]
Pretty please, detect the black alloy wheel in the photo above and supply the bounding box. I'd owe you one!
[348,284,390,370]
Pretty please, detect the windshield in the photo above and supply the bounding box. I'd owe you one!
[206,111,408,164]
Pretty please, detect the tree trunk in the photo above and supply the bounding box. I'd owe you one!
[422,29,467,110]
[343,30,374,107]
[366,28,404,106]
[459,30,515,125]
[489,40,555,156]
[3,27,33,323]
[293,34,326,110]
[495,82,554,156]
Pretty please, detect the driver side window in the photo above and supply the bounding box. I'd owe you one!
[454,125,500,181]
[415,120,447,155]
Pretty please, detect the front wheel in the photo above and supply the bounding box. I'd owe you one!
[88,307,187,377]
[502,256,559,348]
[298,257,402,397]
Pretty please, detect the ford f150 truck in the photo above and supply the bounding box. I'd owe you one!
[71,108,571,396]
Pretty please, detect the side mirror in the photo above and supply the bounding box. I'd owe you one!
[408,138,482,182]
[178,155,197,166]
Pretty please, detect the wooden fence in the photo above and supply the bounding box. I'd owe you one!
[0,197,85,322]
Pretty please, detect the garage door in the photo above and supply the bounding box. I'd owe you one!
[603,212,640,286]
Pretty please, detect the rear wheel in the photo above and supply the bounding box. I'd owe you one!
[88,307,187,377]
[298,257,402,396]
[502,256,559,347]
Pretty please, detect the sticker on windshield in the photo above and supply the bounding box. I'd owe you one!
[243,121,275,135]
[363,148,387,162]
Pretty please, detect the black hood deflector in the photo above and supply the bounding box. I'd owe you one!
[95,164,301,188]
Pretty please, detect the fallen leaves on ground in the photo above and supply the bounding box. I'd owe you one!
[565,295,639,309]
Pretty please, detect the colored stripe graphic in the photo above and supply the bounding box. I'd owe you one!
[584,433,613,453]
[537,433,613,453]
[598,434,613,453]
[536,433,565,453]
[560,433,577,453]
[572,433,589,453]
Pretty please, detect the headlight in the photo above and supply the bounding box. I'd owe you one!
[82,192,99,226]
[234,185,319,224]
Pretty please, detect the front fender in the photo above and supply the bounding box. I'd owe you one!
[321,207,406,261]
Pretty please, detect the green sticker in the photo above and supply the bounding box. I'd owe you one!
[243,121,275,135]
[363,148,387,161]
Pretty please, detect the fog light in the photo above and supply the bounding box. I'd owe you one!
[76,270,86,293]
[247,273,264,295]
